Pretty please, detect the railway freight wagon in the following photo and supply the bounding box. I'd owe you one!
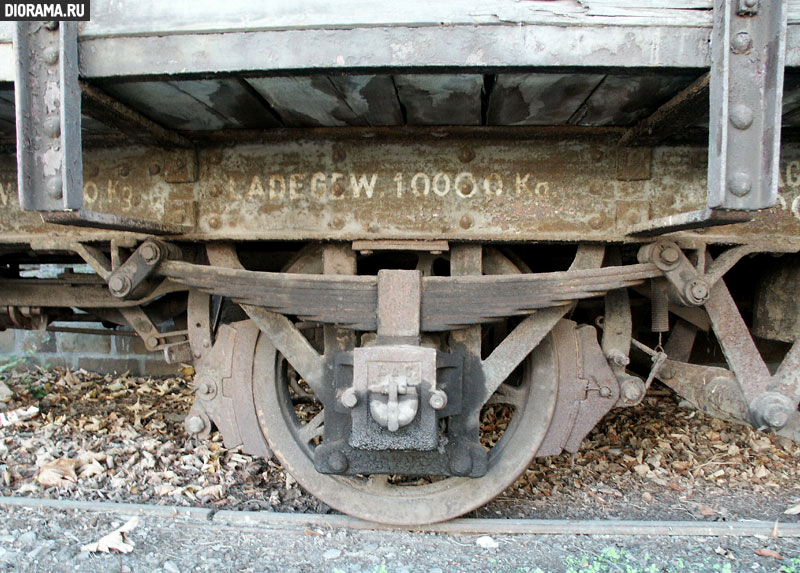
[1,1,800,525]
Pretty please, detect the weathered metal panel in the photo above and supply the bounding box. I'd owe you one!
[0,135,798,247]
[487,74,604,126]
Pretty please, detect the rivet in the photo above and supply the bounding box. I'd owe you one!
[458,148,475,164]
[46,174,62,199]
[328,451,348,473]
[42,47,59,65]
[588,215,603,230]
[731,32,752,54]
[119,166,130,177]
[459,214,473,229]
[149,164,161,176]
[43,117,60,138]
[332,148,346,162]
[208,216,221,229]
[729,172,752,196]
[626,211,641,225]
[729,104,754,130]
[330,216,344,230]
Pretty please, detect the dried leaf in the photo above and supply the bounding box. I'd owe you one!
[81,517,139,554]
[755,548,784,560]
[699,505,716,517]
[784,504,800,515]
[196,485,226,500]
[37,459,78,487]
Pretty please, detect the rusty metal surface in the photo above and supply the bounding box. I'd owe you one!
[536,321,620,457]
[0,136,799,246]
[754,253,800,342]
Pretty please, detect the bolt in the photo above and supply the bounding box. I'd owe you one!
[731,31,752,54]
[449,450,473,476]
[185,415,205,435]
[46,175,62,199]
[42,47,59,65]
[149,164,161,176]
[588,215,603,230]
[459,214,473,229]
[600,386,612,398]
[330,216,344,230]
[328,451,349,473]
[608,351,630,367]
[686,279,710,305]
[341,388,358,409]
[43,117,60,138]
[458,148,475,164]
[659,364,675,380]
[429,390,448,411]
[196,377,216,400]
[108,275,131,297]
[730,104,754,130]
[144,336,159,351]
[202,338,211,348]
[752,392,794,430]
[763,407,790,429]
[660,245,681,265]
[119,166,130,177]
[332,148,346,162]
[621,381,641,402]
[729,171,752,197]
[626,211,641,225]
[208,216,221,229]
[744,0,757,7]
[139,242,161,265]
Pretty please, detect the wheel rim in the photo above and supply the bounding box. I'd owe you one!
[252,321,560,525]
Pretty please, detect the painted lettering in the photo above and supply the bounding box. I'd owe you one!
[411,173,430,197]
[455,172,476,198]
[433,173,450,197]
[289,173,305,199]
[516,173,531,195]
[269,175,285,200]
[248,175,265,199]
[311,172,327,198]
[484,173,503,196]
[350,173,378,198]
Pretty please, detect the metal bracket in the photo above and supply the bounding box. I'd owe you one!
[14,22,82,211]
[628,0,787,235]
[14,22,191,233]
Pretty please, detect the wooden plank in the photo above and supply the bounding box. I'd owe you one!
[328,76,403,126]
[619,73,709,146]
[246,76,368,127]
[488,73,604,126]
[103,79,278,130]
[393,74,483,126]
[173,79,281,128]
[571,74,699,127]
[76,0,724,38]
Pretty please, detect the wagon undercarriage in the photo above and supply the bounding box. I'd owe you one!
[2,0,800,524]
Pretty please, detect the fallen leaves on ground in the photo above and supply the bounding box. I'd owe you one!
[81,516,139,554]
[754,548,785,560]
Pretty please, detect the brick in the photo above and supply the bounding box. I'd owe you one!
[114,335,150,356]
[19,330,57,354]
[25,354,71,370]
[0,329,17,353]
[59,332,112,354]
[76,357,143,376]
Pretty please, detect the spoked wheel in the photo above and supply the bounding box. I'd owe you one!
[250,320,560,525]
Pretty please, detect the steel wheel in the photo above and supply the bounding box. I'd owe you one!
[250,322,560,525]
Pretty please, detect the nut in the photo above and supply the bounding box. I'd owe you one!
[685,279,710,305]
[341,388,358,409]
[139,242,161,265]
[108,275,131,297]
[429,390,448,411]
[328,451,349,473]
[659,245,681,265]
